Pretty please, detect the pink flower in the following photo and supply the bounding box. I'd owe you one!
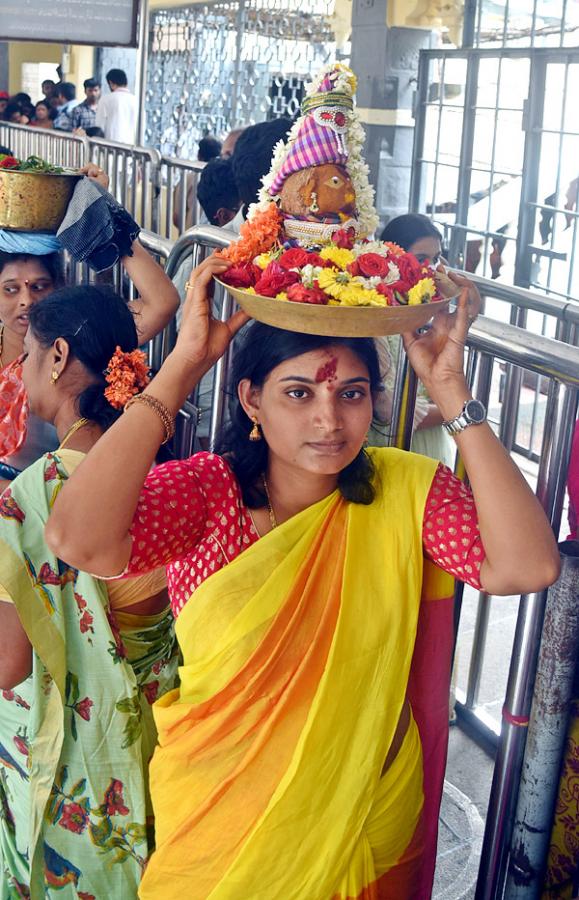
[103,778,130,816]
[75,697,93,721]
[332,228,356,249]
[254,261,300,297]
[59,802,89,834]
[286,283,329,305]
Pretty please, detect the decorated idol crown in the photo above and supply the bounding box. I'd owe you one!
[217,63,450,335]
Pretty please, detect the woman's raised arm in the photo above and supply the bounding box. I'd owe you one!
[403,290,560,596]
[124,241,180,344]
[46,256,248,576]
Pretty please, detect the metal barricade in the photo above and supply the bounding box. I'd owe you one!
[159,157,205,239]
[0,121,88,168]
[87,137,162,236]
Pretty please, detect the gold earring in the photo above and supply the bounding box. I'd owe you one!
[308,191,319,214]
[50,370,59,385]
[249,417,261,442]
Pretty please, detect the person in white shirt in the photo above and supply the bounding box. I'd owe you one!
[95,68,137,145]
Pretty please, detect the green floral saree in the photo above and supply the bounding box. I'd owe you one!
[0,451,178,899]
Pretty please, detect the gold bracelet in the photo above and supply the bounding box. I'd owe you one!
[124,393,176,444]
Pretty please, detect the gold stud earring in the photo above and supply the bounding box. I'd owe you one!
[50,370,59,385]
[249,417,261,442]
[308,191,319,214]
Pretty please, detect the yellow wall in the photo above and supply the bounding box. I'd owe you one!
[8,41,96,96]
[8,42,61,94]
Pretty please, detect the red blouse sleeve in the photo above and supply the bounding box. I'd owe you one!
[124,452,237,576]
[422,463,485,589]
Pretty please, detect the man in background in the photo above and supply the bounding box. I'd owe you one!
[53,83,79,131]
[96,68,137,145]
[71,78,101,133]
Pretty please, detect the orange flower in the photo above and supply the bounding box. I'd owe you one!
[104,347,150,410]
[217,204,282,264]
[383,241,406,257]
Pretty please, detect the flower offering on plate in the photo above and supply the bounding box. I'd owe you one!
[216,63,451,336]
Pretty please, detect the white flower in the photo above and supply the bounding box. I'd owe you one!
[301,264,323,287]
[383,262,400,284]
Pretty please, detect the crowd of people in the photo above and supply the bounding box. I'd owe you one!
[0,68,137,143]
[0,60,569,900]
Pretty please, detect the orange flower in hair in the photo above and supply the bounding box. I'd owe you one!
[104,347,150,410]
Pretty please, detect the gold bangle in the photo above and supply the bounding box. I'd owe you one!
[124,393,175,444]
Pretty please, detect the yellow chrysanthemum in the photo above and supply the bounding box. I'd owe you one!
[275,292,288,302]
[319,246,355,270]
[255,253,273,270]
[317,269,386,307]
[407,277,436,306]
[245,287,257,294]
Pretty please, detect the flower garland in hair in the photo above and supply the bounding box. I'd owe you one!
[104,347,150,410]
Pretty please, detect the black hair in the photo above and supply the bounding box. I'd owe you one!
[0,252,63,284]
[42,79,56,89]
[216,323,381,507]
[106,68,128,87]
[57,82,76,102]
[197,157,240,225]
[380,213,442,251]
[85,126,105,138]
[83,77,101,90]
[198,135,222,163]
[4,101,22,121]
[28,285,138,431]
[35,100,50,112]
[13,92,31,104]
[231,117,292,210]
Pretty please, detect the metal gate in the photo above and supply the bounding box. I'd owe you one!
[410,45,579,305]
[145,0,338,161]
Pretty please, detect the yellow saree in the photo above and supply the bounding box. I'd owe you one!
[139,449,446,899]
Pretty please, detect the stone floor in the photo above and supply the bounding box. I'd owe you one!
[433,727,495,898]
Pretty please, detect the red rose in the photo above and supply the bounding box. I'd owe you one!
[306,253,331,268]
[287,283,329,305]
[254,262,300,297]
[103,778,130,816]
[75,697,93,721]
[332,228,356,249]
[356,253,390,278]
[221,262,260,289]
[0,156,19,170]
[389,253,427,293]
[59,802,89,834]
[278,247,310,269]
[376,282,396,304]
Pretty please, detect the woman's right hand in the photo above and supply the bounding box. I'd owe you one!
[174,255,249,372]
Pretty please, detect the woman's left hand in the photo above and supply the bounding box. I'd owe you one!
[78,163,109,191]
[402,287,474,402]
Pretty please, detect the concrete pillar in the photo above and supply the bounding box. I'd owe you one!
[0,43,8,92]
[350,0,436,230]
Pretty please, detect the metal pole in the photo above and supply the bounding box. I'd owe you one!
[136,0,151,147]
[475,386,579,900]
[230,0,246,127]
[505,541,579,898]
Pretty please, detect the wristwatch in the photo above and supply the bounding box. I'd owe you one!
[442,399,487,436]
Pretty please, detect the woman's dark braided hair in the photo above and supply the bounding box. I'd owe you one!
[216,322,382,507]
[28,285,138,430]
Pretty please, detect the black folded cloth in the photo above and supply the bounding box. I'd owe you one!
[57,178,140,273]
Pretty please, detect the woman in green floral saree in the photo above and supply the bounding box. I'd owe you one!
[0,285,178,899]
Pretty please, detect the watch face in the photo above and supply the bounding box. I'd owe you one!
[465,399,486,423]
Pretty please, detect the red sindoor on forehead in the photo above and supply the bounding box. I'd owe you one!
[315,356,338,383]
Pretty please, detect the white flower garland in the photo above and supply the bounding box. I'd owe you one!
[250,63,379,238]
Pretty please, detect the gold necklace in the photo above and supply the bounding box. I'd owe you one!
[58,417,90,451]
[262,475,278,530]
